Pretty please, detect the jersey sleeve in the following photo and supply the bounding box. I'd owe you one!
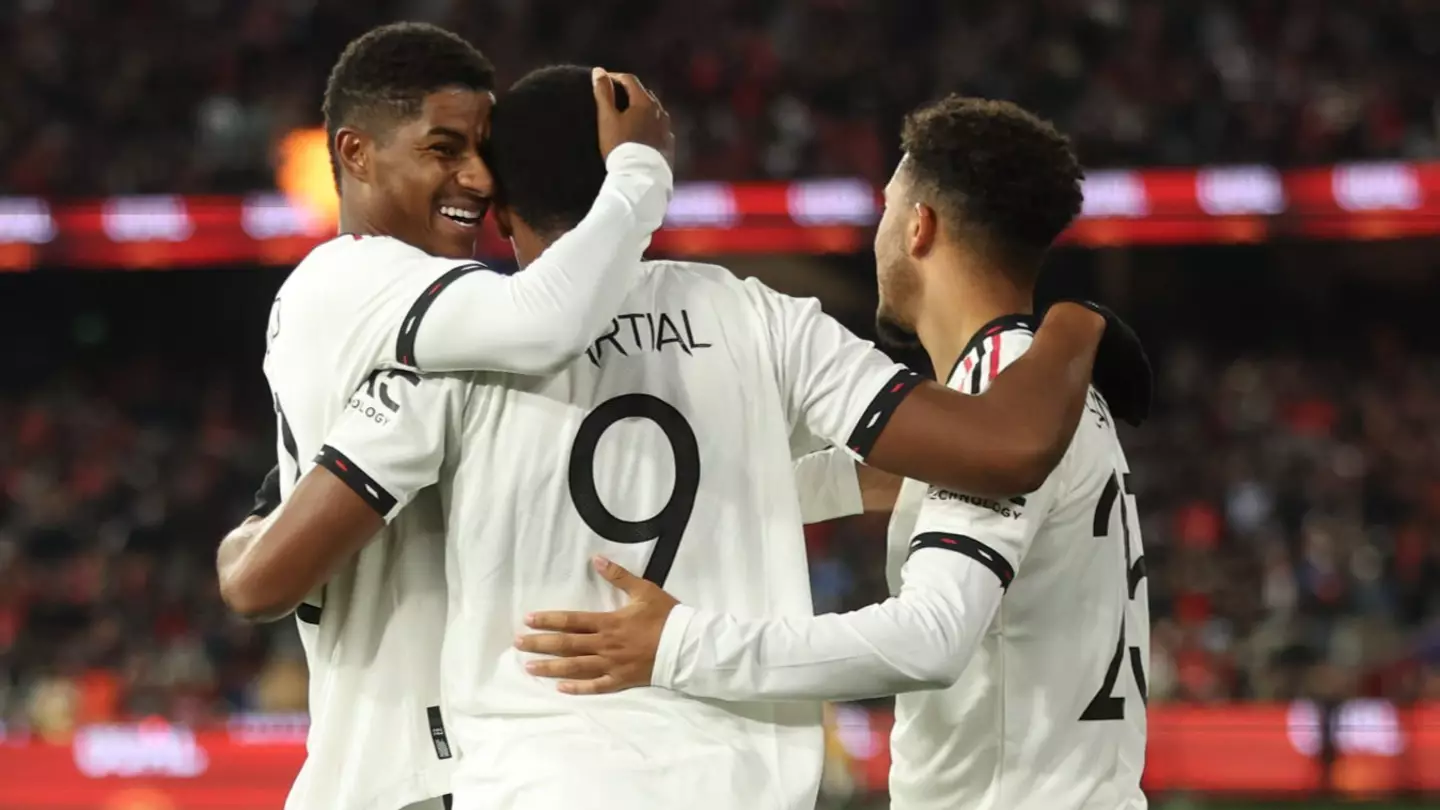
[378,143,673,375]
[645,317,1071,702]
[741,278,922,460]
[649,471,1065,702]
[792,447,863,524]
[314,370,470,523]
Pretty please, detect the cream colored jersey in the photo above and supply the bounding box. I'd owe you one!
[319,260,918,810]
[263,143,673,810]
[651,315,1149,810]
[884,318,1149,810]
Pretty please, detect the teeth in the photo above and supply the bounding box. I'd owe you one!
[440,205,481,223]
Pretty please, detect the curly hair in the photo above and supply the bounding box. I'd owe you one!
[322,22,495,184]
[485,64,630,239]
[900,95,1083,274]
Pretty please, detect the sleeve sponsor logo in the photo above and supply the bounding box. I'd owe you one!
[925,488,1024,519]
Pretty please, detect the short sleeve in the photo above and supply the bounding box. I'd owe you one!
[316,369,469,522]
[741,278,922,459]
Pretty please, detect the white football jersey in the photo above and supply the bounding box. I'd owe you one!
[645,315,1149,810]
[319,260,917,810]
[266,235,474,810]
[884,316,1150,810]
[262,143,671,810]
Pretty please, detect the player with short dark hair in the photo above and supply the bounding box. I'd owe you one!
[217,25,677,810]
[519,95,1151,810]
[876,96,1083,346]
[483,64,630,239]
[257,66,1150,810]
[322,22,497,187]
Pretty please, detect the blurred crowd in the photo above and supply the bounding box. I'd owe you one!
[0,361,296,739]
[3,0,1438,195]
[4,332,1440,734]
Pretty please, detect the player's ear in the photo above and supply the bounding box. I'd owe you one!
[335,127,371,183]
[909,201,938,258]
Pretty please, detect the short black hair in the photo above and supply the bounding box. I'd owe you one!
[486,64,630,239]
[900,95,1083,275]
[322,22,496,184]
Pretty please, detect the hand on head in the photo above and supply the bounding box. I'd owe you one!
[592,68,675,167]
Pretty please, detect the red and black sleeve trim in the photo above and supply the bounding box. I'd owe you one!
[395,263,489,367]
[845,368,925,459]
[908,532,1016,589]
[315,445,397,517]
[968,334,988,393]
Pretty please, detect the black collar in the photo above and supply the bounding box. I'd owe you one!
[943,313,1038,386]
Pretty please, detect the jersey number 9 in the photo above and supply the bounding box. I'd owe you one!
[567,394,700,588]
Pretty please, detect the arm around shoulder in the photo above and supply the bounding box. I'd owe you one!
[409,144,674,375]
[865,305,1103,495]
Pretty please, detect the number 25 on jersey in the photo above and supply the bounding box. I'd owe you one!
[1080,471,1148,722]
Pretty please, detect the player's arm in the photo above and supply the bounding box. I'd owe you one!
[652,476,1059,700]
[394,74,673,376]
[215,464,284,614]
[519,471,1061,700]
[752,279,1103,496]
[792,449,901,522]
[217,372,464,622]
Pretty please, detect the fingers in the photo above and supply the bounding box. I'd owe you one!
[592,67,616,113]
[609,72,651,108]
[558,674,624,696]
[592,556,652,597]
[523,610,604,634]
[524,654,609,680]
[515,631,599,657]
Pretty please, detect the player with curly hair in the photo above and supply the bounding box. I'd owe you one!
[518,95,1151,810]
[258,64,1152,808]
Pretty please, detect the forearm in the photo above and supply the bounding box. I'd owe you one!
[652,557,1000,702]
[216,516,263,582]
[217,514,297,623]
[413,144,673,374]
[217,466,384,622]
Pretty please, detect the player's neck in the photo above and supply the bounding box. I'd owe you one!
[914,258,1033,383]
[337,200,385,242]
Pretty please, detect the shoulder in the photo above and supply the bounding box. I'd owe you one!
[640,259,766,310]
[642,259,742,286]
[946,314,1039,394]
[290,235,485,285]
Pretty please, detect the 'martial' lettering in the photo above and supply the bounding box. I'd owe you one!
[587,309,713,367]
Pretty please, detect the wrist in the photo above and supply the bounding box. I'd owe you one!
[605,142,672,179]
[650,602,696,690]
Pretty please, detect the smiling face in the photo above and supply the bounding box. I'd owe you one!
[346,87,495,259]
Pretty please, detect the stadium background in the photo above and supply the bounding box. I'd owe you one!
[2,1,1439,808]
